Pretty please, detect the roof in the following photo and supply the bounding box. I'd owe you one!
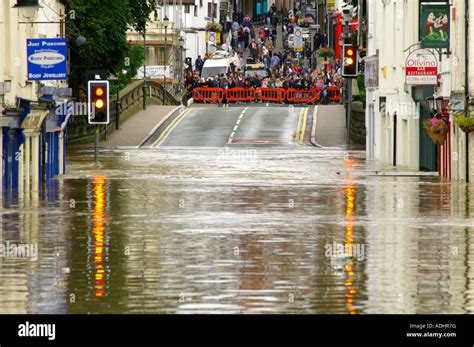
[203,59,229,67]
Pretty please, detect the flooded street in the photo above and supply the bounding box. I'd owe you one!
[1,146,473,314]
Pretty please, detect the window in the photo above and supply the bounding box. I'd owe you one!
[200,0,203,7]
[194,5,198,16]
[207,2,217,18]
[185,4,190,13]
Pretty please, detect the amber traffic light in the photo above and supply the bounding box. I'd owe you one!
[88,81,109,125]
[342,44,358,78]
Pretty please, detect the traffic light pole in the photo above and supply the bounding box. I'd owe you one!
[95,125,100,163]
[143,29,148,111]
[347,79,352,145]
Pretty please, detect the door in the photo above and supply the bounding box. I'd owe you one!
[419,106,437,171]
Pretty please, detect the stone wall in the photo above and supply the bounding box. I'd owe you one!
[350,101,366,146]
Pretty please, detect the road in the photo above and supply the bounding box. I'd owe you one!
[142,105,314,148]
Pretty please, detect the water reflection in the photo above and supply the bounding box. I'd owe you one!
[343,180,357,315]
[89,176,109,298]
[1,147,474,314]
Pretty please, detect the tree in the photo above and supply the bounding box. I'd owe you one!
[67,0,130,96]
[128,0,160,34]
[67,0,160,97]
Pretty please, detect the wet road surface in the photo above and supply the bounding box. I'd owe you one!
[1,105,474,314]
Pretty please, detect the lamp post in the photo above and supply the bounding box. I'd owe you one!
[13,0,41,22]
[163,15,169,105]
[427,96,449,118]
[179,35,185,92]
[143,26,147,110]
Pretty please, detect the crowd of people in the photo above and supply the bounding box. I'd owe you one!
[185,5,344,102]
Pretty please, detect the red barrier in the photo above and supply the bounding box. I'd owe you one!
[286,89,317,103]
[257,88,286,103]
[193,87,224,102]
[313,88,322,102]
[226,88,256,102]
[327,87,343,103]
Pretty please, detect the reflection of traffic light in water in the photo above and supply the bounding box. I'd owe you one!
[343,180,357,314]
[91,176,109,297]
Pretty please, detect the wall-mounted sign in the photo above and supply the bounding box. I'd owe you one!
[419,3,450,49]
[364,54,379,88]
[405,49,438,85]
[27,38,67,81]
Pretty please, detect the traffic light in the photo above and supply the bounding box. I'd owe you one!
[342,44,358,78]
[88,80,109,125]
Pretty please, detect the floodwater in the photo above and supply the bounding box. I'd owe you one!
[1,146,474,314]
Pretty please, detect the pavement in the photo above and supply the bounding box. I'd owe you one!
[100,105,179,147]
[311,105,348,148]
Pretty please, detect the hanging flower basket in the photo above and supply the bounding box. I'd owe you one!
[423,117,448,144]
[206,22,222,32]
[455,115,474,134]
[317,47,335,59]
[426,129,447,144]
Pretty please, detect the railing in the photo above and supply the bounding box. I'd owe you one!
[111,80,179,121]
[106,80,179,136]
[257,88,286,103]
[226,88,256,102]
[192,87,343,104]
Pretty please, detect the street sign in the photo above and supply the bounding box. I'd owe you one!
[27,38,67,81]
[294,27,303,51]
[405,49,438,85]
[294,27,302,37]
[208,31,216,43]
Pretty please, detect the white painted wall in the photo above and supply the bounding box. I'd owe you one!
[159,0,222,64]
[365,0,455,171]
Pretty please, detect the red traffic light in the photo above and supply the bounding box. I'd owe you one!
[346,49,354,56]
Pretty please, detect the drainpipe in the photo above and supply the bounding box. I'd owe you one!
[393,112,397,167]
[465,0,470,182]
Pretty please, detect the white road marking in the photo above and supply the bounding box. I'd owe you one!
[227,107,248,144]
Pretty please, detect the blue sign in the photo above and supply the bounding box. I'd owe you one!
[27,38,67,81]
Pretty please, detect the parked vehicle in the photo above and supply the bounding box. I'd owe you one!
[201,58,231,79]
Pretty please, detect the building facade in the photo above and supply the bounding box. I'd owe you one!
[1,0,71,195]
[365,0,473,181]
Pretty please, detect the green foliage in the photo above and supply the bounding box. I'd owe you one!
[317,47,335,59]
[129,0,160,34]
[110,45,144,95]
[352,74,366,107]
[206,22,222,32]
[455,115,474,133]
[67,0,158,96]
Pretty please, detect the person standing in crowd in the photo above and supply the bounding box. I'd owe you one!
[259,27,266,43]
[195,55,204,76]
[237,26,244,51]
[250,26,256,40]
[249,39,259,62]
[243,26,250,49]
[271,26,277,46]
[243,14,252,28]
[267,37,274,56]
